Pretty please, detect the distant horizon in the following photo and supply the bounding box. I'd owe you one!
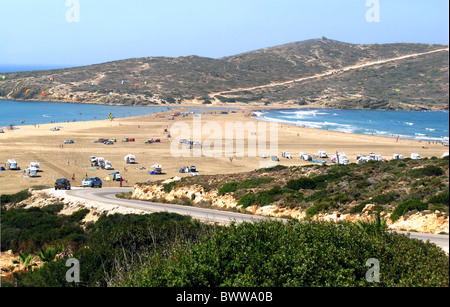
[1,37,448,73]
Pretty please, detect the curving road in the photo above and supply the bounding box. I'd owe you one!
[65,187,449,253]
[66,187,282,225]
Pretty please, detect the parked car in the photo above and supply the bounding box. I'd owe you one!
[55,178,71,190]
[82,177,102,188]
[64,139,74,144]
[104,140,114,145]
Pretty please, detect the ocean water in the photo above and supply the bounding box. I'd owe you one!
[0,100,231,127]
[253,108,449,143]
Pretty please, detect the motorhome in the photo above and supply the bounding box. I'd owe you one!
[30,162,40,172]
[7,159,19,170]
[393,154,404,160]
[282,151,292,159]
[331,153,349,165]
[300,153,312,161]
[29,167,38,177]
[124,154,136,164]
[318,150,328,158]
[105,160,113,170]
[411,153,421,160]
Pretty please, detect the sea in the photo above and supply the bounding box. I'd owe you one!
[0,100,232,127]
[0,100,448,144]
[253,108,449,143]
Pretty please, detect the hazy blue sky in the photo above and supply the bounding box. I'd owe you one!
[0,0,448,70]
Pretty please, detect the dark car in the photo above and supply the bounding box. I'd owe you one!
[82,177,103,188]
[55,178,71,190]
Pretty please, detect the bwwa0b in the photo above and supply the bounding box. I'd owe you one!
[220,291,273,302]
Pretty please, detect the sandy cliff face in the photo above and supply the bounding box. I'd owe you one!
[132,184,449,234]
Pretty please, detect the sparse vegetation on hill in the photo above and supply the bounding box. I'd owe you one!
[142,156,449,222]
[1,39,447,110]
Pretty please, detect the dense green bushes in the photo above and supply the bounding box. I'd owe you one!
[120,220,449,287]
[1,205,86,253]
[390,199,428,222]
[3,207,449,287]
[0,189,31,206]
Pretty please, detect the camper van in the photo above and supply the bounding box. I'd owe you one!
[282,151,292,159]
[96,158,105,168]
[105,160,113,170]
[411,153,421,160]
[7,159,19,170]
[124,154,136,164]
[331,153,349,165]
[29,167,38,177]
[393,154,404,160]
[318,150,328,158]
[30,162,40,172]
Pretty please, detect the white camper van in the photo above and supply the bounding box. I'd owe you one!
[105,160,113,170]
[318,150,328,158]
[30,162,40,172]
[411,153,421,160]
[393,154,404,160]
[124,154,136,164]
[7,159,19,170]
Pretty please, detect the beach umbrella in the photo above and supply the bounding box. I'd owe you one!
[1,76,5,81]
[42,92,45,98]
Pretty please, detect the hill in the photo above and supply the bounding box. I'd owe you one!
[0,38,448,110]
[131,156,449,234]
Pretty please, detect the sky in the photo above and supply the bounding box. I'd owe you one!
[0,0,448,71]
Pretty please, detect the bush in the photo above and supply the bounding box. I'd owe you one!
[218,182,239,195]
[428,190,449,206]
[120,221,449,287]
[286,178,317,190]
[391,199,428,222]
[409,165,444,178]
[0,189,32,205]
[371,192,399,205]
[163,181,176,193]
[1,206,84,253]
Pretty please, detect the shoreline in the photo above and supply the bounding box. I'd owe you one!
[0,107,448,195]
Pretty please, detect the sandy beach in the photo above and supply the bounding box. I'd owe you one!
[0,106,448,195]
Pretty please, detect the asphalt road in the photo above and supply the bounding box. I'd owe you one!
[67,187,449,253]
[67,187,282,225]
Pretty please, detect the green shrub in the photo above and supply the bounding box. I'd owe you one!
[428,190,449,206]
[391,199,428,222]
[238,193,257,208]
[371,192,399,205]
[120,221,449,287]
[286,178,317,190]
[218,182,239,195]
[0,189,32,205]
[409,165,444,178]
[163,181,176,193]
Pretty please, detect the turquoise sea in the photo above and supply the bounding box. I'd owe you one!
[0,100,448,144]
[253,108,449,143]
[0,100,230,127]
